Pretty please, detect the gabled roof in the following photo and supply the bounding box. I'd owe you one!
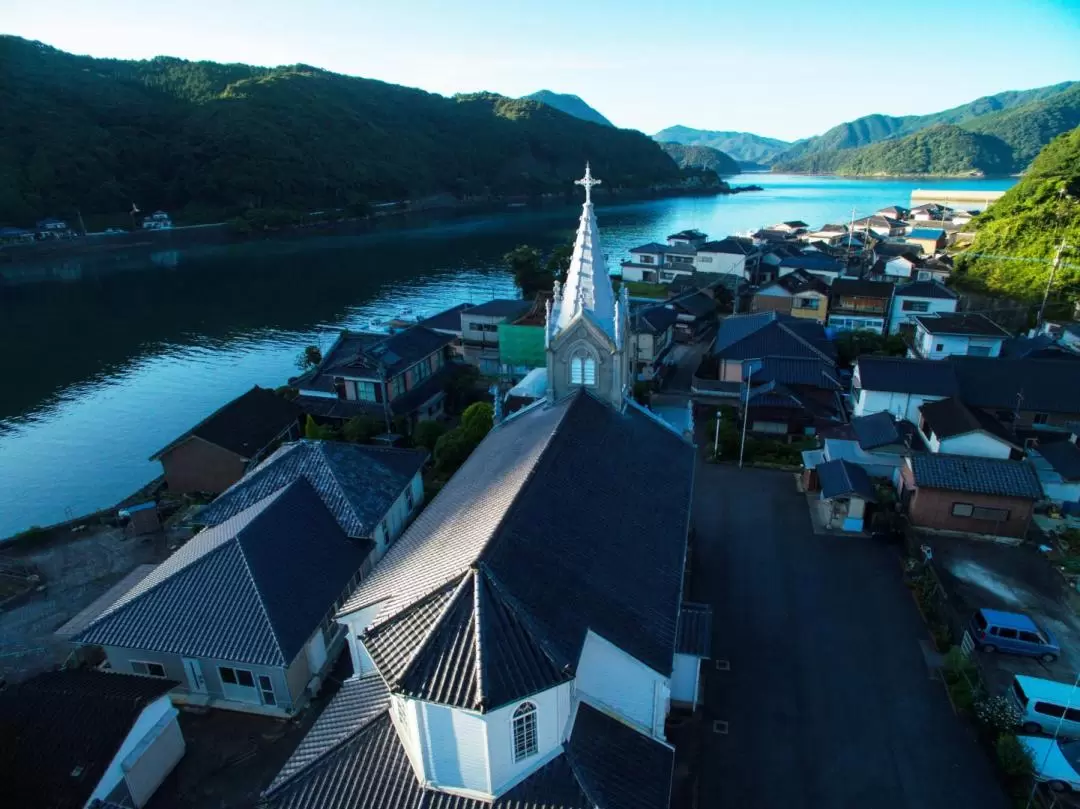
[1038,440,1080,481]
[830,279,894,300]
[753,228,792,242]
[783,220,809,228]
[874,242,922,258]
[0,670,177,809]
[150,386,302,460]
[312,326,454,381]
[779,254,844,273]
[76,479,372,667]
[419,302,473,332]
[629,242,669,254]
[907,228,947,240]
[919,397,1019,447]
[632,304,679,335]
[713,312,836,364]
[951,356,1080,414]
[909,454,1042,499]
[748,357,842,390]
[913,313,1009,337]
[667,228,707,241]
[463,298,531,318]
[340,390,694,707]
[195,440,427,539]
[760,268,828,296]
[851,411,903,450]
[698,237,754,255]
[894,280,958,300]
[670,290,715,318]
[677,602,713,657]
[855,356,959,397]
[817,459,877,502]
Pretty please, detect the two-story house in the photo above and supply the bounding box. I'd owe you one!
[458,299,532,374]
[800,224,849,246]
[826,279,894,334]
[778,253,845,284]
[909,313,1009,360]
[667,228,708,247]
[904,228,948,255]
[694,237,757,278]
[621,242,697,283]
[630,304,678,382]
[916,397,1022,459]
[876,205,910,221]
[888,281,959,335]
[851,215,905,238]
[752,269,829,323]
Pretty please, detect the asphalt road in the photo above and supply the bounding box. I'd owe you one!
[691,464,1009,809]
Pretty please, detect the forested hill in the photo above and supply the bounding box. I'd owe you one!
[651,126,790,166]
[956,127,1080,304]
[0,37,693,226]
[522,90,613,127]
[659,143,740,177]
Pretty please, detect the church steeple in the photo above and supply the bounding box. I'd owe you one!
[551,164,617,339]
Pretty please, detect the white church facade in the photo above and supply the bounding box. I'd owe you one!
[261,166,710,809]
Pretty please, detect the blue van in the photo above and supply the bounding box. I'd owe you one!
[970,609,1060,662]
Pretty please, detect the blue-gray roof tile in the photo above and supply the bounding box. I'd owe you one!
[910,454,1042,499]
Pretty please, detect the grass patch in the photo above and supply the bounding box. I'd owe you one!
[619,280,670,299]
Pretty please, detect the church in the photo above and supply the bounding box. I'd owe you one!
[260,167,706,809]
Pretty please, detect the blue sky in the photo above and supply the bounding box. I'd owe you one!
[5,0,1079,141]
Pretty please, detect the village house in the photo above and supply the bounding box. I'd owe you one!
[817,411,925,480]
[813,458,878,532]
[150,386,303,495]
[898,453,1043,539]
[917,255,954,283]
[852,215,906,239]
[874,241,922,261]
[293,324,458,427]
[770,220,809,235]
[909,312,1009,359]
[852,356,962,423]
[620,242,697,283]
[778,253,845,284]
[751,268,830,323]
[826,279,894,334]
[800,223,848,246]
[630,303,678,382]
[870,253,919,282]
[418,302,472,340]
[1030,436,1080,508]
[142,211,173,230]
[904,227,948,255]
[261,166,704,809]
[911,203,952,222]
[669,289,718,341]
[758,242,803,282]
[917,397,1022,459]
[667,228,708,247]
[888,280,959,335]
[458,298,532,375]
[877,205,910,221]
[694,237,758,278]
[752,227,795,245]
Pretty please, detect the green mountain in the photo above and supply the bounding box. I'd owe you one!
[956,126,1080,304]
[659,142,740,177]
[964,84,1080,167]
[522,90,613,127]
[651,126,790,166]
[0,37,692,226]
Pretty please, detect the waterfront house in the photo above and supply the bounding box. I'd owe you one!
[917,397,1021,459]
[801,224,848,246]
[194,438,427,561]
[852,215,905,239]
[888,280,958,335]
[0,225,36,245]
[904,228,948,255]
[262,167,700,809]
[150,386,303,495]
[694,237,757,278]
[621,242,697,283]
[826,279,894,334]
[0,670,184,809]
[142,211,173,230]
[418,302,473,339]
[293,324,457,427]
[459,298,532,375]
[630,304,678,382]
[752,269,829,323]
[911,203,951,222]
[752,228,794,245]
[667,228,708,247]
[76,478,375,716]
[778,253,845,284]
[877,205,910,221]
[909,313,1009,360]
[771,220,809,235]
[898,453,1042,539]
[874,241,922,260]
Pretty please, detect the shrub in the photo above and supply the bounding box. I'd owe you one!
[433,428,475,477]
[460,402,494,444]
[343,415,380,444]
[995,733,1034,784]
[930,623,953,652]
[975,696,1021,737]
[413,420,448,452]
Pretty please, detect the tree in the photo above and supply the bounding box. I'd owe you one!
[296,345,322,371]
[545,242,574,286]
[833,330,907,367]
[433,428,474,477]
[343,414,380,443]
[505,245,549,297]
[460,401,494,444]
[304,414,324,440]
[413,420,448,452]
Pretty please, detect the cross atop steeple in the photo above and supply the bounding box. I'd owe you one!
[575,162,601,205]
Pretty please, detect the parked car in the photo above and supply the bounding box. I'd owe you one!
[1019,735,1080,792]
[969,608,1059,662]
[1011,675,1080,736]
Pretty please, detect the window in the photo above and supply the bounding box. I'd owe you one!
[795,297,819,310]
[640,255,655,264]
[570,354,597,387]
[131,660,167,678]
[512,702,538,762]
[468,322,498,333]
[952,503,974,517]
[391,374,406,398]
[1033,413,1050,425]
[219,666,255,688]
[413,356,433,383]
[355,381,377,402]
[1019,631,1044,645]
[1036,701,1067,719]
[995,628,1018,640]
[972,506,1010,521]
[698,255,713,263]
[901,300,930,313]
[258,674,276,706]
[935,343,944,352]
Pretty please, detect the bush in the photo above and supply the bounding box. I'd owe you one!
[995,733,1034,785]
[460,402,494,444]
[343,415,380,444]
[413,420,448,452]
[433,428,475,477]
[975,696,1021,737]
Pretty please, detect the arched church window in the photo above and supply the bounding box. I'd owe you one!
[570,354,597,387]
[512,701,538,762]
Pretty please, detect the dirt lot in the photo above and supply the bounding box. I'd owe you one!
[0,523,189,684]
[929,534,1080,696]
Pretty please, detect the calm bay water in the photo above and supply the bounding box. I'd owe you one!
[0,173,1016,537]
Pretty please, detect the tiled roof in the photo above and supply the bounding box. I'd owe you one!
[830,279,894,300]
[854,356,959,397]
[913,313,1009,337]
[748,357,842,390]
[341,390,694,708]
[762,268,828,295]
[779,255,844,273]
[874,242,922,258]
[629,242,669,254]
[0,670,176,809]
[677,602,713,657]
[632,304,678,335]
[464,299,531,318]
[269,673,391,791]
[671,291,715,318]
[907,228,946,240]
[312,326,454,381]
[713,312,836,364]
[817,458,877,502]
[851,411,902,450]
[919,397,1018,446]
[76,479,372,667]
[952,357,1080,414]
[667,229,707,240]
[419,303,473,332]
[894,280,958,300]
[698,238,753,255]
[1038,440,1080,481]
[196,440,426,539]
[150,386,301,460]
[910,454,1042,499]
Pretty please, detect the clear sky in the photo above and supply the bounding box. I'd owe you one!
[5,0,1079,141]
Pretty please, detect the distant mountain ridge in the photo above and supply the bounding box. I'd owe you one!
[658,142,740,177]
[651,126,790,166]
[522,90,613,127]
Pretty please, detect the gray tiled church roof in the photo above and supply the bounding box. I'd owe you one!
[196,440,426,539]
[76,479,372,667]
[341,390,694,710]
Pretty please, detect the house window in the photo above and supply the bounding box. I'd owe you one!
[935,343,944,352]
[131,660,167,678]
[1033,413,1050,425]
[698,255,713,263]
[952,503,1009,521]
[902,300,930,312]
[795,297,819,310]
[355,381,377,402]
[512,702,538,762]
[391,374,406,398]
[258,674,276,706]
[640,255,655,264]
[219,666,255,688]
[413,356,433,383]
[570,354,597,387]
[952,503,974,517]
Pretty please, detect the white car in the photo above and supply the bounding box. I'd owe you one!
[1019,735,1080,791]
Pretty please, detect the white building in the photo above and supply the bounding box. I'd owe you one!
[261,166,709,809]
[917,397,1021,459]
[852,355,958,422]
[694,237,756,278]
[888,280,959,335]
[909,313,1009,360]
[142,211,173,230]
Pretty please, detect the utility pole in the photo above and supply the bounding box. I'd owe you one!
[1036,240,1069,327]
[738,363,752,469]
[714,408,721,459]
